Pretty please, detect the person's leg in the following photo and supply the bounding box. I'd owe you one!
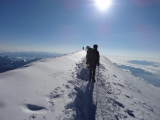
[92,64,96,82]
[89,63,92,81]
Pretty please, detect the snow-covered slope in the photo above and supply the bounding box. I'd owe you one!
[0,50,160,120]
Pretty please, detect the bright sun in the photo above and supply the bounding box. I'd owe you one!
[95,0,111,10]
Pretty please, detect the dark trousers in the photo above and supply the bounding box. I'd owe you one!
[89,63,96,81]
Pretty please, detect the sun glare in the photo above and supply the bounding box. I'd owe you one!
[95,0,111,10]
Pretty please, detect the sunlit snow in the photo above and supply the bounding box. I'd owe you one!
[0,50,160,120]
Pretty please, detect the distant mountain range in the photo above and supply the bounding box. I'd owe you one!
[0,56,40,73]
[0,50,6,53]
[0,51,62,59]
[0,51,62,73]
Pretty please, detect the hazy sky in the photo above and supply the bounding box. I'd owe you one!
[0,0,160,58]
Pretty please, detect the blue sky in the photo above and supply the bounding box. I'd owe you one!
[0,0,160,58]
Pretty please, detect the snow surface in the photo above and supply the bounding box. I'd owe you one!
[0,50,160,120]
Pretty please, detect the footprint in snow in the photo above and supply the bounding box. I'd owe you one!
[48,87,65,112]
[117,83,125,88]
[114,100,125,108]
[125,95,130,98]
[113,82,125,88]
[66,84,70,89]
[126,109,135,118]
[113,75,117,77]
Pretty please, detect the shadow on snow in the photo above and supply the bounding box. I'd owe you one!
[74,82,97,120]
[77,67,89,81]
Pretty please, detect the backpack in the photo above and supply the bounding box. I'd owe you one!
[87,49,99,65]
[86,48,92,64]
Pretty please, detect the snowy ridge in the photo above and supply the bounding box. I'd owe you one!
[0,50,160,120]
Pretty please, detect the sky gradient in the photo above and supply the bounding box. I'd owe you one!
[0,0,160,58]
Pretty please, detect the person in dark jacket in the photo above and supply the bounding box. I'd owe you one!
[86,47,92,65]
[86,44,100,82]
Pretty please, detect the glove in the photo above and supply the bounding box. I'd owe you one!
[97,63,99,66]
[86,61,88,64]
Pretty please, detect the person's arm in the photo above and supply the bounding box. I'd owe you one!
[86,51,88,64]
[86,50,88,58]
[97,51,100,66]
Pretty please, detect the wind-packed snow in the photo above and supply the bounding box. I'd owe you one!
[0,50,160,120]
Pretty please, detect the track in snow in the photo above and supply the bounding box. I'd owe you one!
[73,58,128,120]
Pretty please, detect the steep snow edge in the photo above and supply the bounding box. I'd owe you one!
[95,55,160,120]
